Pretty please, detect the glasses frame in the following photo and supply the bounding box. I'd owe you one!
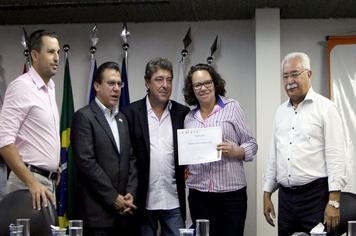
[192,80,214,91]
[282,69,309,80]
[106,80,125,88]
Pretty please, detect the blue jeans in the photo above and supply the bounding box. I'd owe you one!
[140,208,184,236]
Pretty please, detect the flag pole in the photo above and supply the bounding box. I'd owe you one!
[88,24,99,102]
[119,23,131,110]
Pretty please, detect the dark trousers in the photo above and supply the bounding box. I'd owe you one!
[188,187,247,236]
[278,178,334,236]
[84,214,138,236]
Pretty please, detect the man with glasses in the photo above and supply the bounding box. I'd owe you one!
[122,57,189,236]
[263,52,346,235]
[71,61,138,236]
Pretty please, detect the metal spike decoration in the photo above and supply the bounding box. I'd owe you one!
[181,27,192,62]
[90,24,99,55]
[120,22,130,51]
[21,27,31,69]
[183,27,192,50]
[20,27,29,49]
[207,35,218,65]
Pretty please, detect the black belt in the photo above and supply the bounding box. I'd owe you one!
[280,177,328,193]
[25,163,58,180]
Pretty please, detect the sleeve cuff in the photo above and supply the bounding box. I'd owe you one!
[328,176,347,191]
[263,181,279,193]
[240,143,254,162]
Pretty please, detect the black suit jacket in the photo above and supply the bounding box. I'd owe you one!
[122,97,190,219]
[71,101,137,227]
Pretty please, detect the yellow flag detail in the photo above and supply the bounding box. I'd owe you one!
[61,128,71,148]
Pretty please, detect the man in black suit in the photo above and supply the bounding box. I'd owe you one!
[71,62,137,236]
[122,57,189,236]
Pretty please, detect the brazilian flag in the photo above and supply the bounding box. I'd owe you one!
[57,52,77,227]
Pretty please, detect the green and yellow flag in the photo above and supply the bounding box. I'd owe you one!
[57,50,76,227]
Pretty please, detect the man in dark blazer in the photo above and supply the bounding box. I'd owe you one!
[122,57,189,236]
[71,62,137,236]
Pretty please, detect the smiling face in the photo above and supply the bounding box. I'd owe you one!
[191,69,216,107]
[31,36,60,83]
[282,57,312,106]
[94,68,122,110]
[145,69,173,106]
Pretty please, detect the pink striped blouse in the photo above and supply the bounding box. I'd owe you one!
[185,96,257,192]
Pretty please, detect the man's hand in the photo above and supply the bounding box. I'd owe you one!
[324,204,340,232]
[324,191,341,233]
[113,193,137,215]
[55,167,61,186]
[263,191,276,227]
[27,180,55,210]
[122,193,137,215]
[0,144,55,210]
[113,194,126,213]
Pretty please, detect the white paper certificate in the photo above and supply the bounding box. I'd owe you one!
[177,127,222,165]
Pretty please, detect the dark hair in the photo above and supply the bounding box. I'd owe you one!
[183,63,226,106]
[29,29,58,54]
[144,57,173,81]
[94,61,120,84]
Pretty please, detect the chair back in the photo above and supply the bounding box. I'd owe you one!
[338,191,356,235]
[0,189,58,236]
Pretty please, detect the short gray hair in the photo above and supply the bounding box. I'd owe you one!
[281,52,311,72]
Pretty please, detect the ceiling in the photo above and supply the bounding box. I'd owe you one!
[0,0,356,25]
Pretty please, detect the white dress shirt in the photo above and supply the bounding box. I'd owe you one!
[264,87,346,192]
[146,96,179,210]
[95,97,120,153]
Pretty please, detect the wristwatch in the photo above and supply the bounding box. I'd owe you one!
[328,200,340,209]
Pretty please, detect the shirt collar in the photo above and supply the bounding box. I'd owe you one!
[287,87,315,107]
[192,95,225,115]
[146,95,172,114]
[29,67,55,90]
[95,97,119,117]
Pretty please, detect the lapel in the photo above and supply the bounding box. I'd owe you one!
[116,113,124,154]
[170,101,179,136]
[170,102,179,163]
[138,98,150,155]
[90,101,119,154]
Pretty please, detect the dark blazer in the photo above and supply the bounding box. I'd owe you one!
[71,101,137,227]
[122,97,190,219]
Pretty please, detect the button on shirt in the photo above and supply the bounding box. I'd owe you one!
[95,97,120,153]
[185,96,258,192]
[146,97,179,210]
[0,67,60,171]
[264,87,346,193]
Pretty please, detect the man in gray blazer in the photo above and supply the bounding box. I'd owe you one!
[71,61,137,236]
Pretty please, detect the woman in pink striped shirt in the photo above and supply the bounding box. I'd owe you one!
[183,64,258,236]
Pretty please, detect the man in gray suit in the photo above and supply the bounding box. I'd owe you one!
[71,61,137,236]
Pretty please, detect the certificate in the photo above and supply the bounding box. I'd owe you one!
[177,127,222,165]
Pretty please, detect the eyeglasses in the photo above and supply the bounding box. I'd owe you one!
[106,81,125,88]
[153,76,173,85]
[192,80,214,91]
[282,70,308,80]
